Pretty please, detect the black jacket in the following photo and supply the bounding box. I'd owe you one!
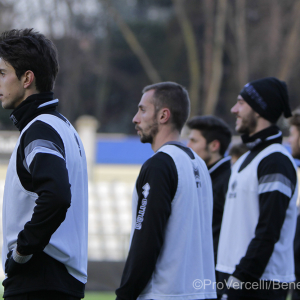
[3,93,85,298]
[209,156,231,263]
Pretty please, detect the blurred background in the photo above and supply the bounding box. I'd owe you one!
[0,0,300,295]
[1,0,300,131]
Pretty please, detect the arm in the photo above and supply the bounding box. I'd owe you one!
[115,152,178,300]
[294,214,300,282]
[232,152,297,282]
[16,121,71,256]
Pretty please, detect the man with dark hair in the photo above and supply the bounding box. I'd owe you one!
[186,115,232,265]
[0,28,88,300]
[228,143,248,165]
[288,110,300,300]
[216,77,298,300]
[116,82,216,300]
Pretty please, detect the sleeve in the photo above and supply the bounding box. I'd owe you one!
[115,152,178,300]
[212,169,231,263]
[294,213,300,282]
[232,152,297,282]
[16,121,71,255]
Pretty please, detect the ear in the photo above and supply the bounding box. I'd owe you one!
[158,108,171,124]
[208,140,220,153]
[22,70,35,89]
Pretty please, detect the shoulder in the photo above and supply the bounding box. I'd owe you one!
[258,151,297,183]
[137,152,178,199]
[138,152,178,186]
[142,152,176,174]
[25,120,60,136]
[20,120,64,152]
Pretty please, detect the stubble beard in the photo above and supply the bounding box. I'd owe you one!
[140,122,159,144]
[138,117,159,144]
[236,111,258,135]
[202,145,212,166]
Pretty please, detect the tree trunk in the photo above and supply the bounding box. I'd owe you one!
[268,0,281,75]
[203,0,214,102]
[100,0,161,84]
[235,0,248,86]
[204,0,228,115]
[278,1,300,82]
[172,0,201,116]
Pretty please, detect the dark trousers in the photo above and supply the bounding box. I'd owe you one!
[4,290,81,300]
[224,288,288,300]
[292,286,300,300]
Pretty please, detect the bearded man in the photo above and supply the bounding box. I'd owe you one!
[216,77,298,300]
[115,82,216,300]
[288,110,300,300]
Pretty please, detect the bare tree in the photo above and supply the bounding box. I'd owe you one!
[100,0,161,84]
[235,0,248,86]
[203,0,214,103]
[268,0,281,75]
[172,0,201,115]
[278,1,300,82]
[204,0,228,115]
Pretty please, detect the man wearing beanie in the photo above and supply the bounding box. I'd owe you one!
[216,77,298,300]
[288,110,300,300]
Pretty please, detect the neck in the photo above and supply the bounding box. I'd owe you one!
[207,153,222,167]
[249,117,272,136]
[17,88,39,108]
[151,127,180,152]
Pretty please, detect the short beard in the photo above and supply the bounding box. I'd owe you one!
[203,145,212,166]
[237,110,258,135]
[140,120,159,144]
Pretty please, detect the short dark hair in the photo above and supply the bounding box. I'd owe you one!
[0,28,59,92]
[142,81,190,132]
[229,143,248,158]
[289,109,300,131]
[187,115,232,156]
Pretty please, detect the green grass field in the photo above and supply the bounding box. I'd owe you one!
[0,291,115,300]
[83,292,292,300]
[0,291,293,299]
[84,292,115,300]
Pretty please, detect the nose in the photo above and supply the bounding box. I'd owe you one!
[132,112,139,124]
[231,103,238,114]
[187,140,191,148]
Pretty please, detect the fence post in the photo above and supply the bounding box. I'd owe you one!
[75,115,99,180]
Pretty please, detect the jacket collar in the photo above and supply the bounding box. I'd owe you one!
[208,156,231,174]
[10,92,58,131]
[241,125,282,150]
[208,156,231,180]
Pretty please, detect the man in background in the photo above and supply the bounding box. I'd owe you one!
[217,77,298,300]
[116,82,216,300]
[187,115,232,264]
[228,143,248,165]
[0,28,88,300]
[288,109,300,300]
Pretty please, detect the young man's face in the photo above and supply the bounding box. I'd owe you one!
[187,129,211,165]
[132,89,159,144]
[0,58,25,109]
[288,125,300,159]
[231,95,258,135]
